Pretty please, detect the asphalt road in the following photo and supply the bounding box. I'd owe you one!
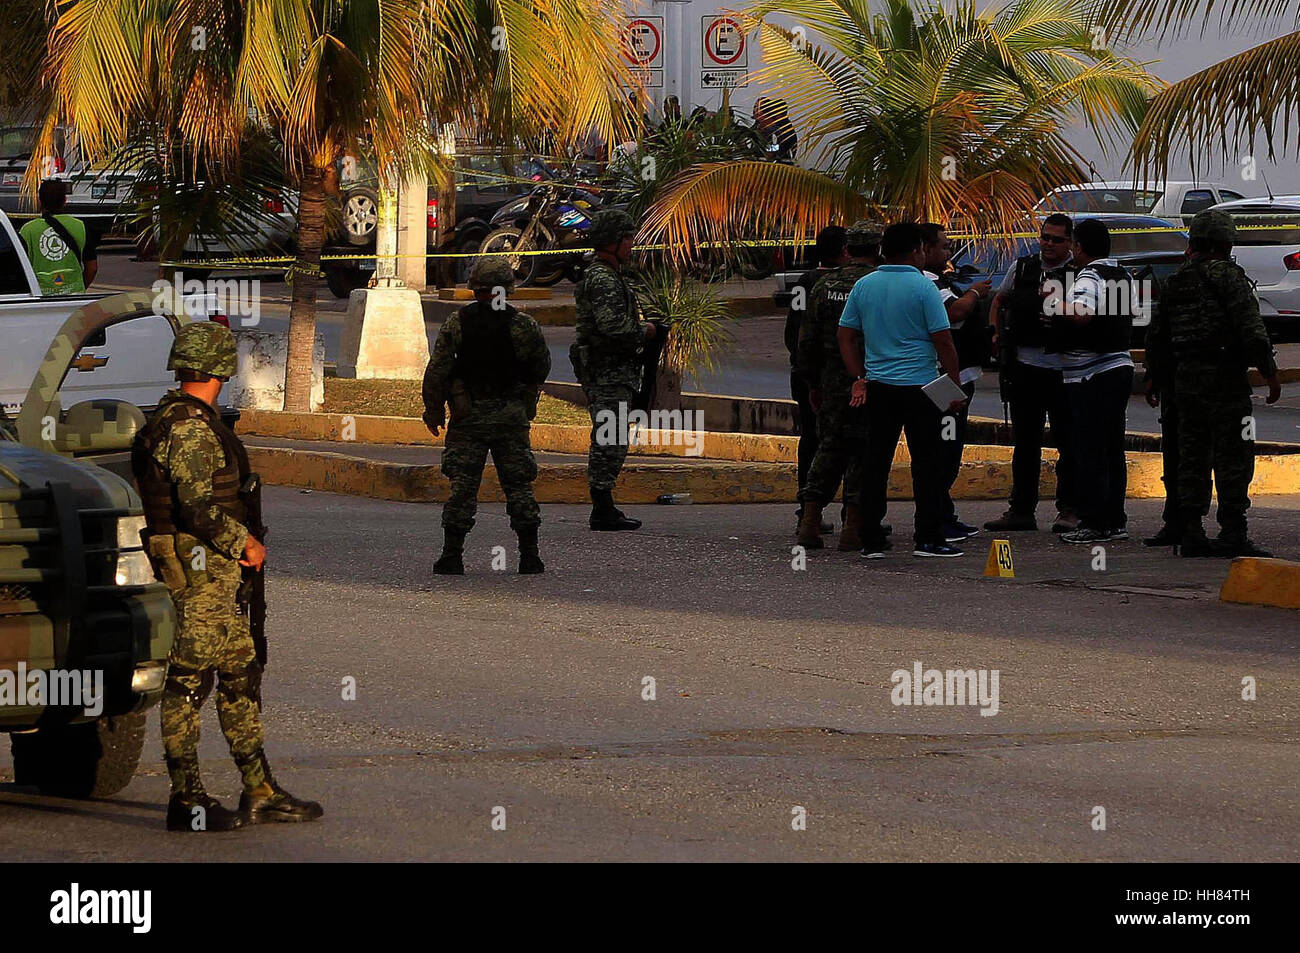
[3,490,1298,861]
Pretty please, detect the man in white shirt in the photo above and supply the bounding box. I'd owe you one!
[1044,218,1136,543]
[920,223,992,542]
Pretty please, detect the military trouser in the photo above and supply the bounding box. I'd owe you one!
[583,382,637,492]
[441,423,540,533]
[1157,386,1182,531]
[800,386,868,506]
[1176,390,1254,538]
[161,571,268,797]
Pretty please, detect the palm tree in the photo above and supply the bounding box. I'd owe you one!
[641,0,1158,256]
[1098,1,1300,178]
[37,0,631,412]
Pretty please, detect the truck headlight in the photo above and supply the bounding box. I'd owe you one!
[115,549,155,586]
[117,515,148,549]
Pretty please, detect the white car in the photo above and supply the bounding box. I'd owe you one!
[1036,180,1251,224]
[1209,195,1300,341]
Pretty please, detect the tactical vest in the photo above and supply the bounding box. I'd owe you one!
[451,302,523,399]
[813,263,874,389]
[1162,259,1240,362]
[575,259,639,370]
[131,393,248,536]
[1054,262,1134,354]
[1007,254,1074,349]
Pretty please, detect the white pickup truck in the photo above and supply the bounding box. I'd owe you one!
[0,209,187,419]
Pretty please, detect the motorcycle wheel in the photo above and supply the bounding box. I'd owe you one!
[479,227,537,286]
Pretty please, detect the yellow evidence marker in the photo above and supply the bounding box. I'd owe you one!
[984,538,1015,578]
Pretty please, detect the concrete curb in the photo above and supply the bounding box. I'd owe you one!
[237,409,1300,497]
[1220,557,1300,610]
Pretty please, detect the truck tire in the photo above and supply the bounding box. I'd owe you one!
[343,188,380,246]
[9,712,147,799]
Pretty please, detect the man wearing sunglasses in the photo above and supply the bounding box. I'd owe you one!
[985,213,1080,534]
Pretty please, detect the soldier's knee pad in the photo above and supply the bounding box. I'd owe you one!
[217,661,264,706]
[164,662,214,710]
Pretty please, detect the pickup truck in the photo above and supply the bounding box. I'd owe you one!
[2,291,196,797]
[1035,180,1251,224]
[0,209,184,421]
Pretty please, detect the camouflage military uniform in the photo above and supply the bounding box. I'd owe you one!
[423,299,551,534]
[138,390,268,795]
[573,256,645,491]
[135,321,321,830]
[797,261,876,506]
[1147,218,1278,544]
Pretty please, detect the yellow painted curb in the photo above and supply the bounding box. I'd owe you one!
[238,409,1300,497]
[1220,557,1300,610]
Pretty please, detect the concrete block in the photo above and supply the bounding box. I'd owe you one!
[227,329,325,412]
[338,287,430,380]
[1220,557,1300,609]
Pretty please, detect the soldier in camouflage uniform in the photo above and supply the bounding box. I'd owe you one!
[423,257,552,574]
[132,321,322,831]
[1145,209,1283,557]
[795,221,884,551]
[572,208,658,530]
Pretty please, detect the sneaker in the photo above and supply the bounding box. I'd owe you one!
[1051,511,1081,533]
[984,510,1037,532]
[943,519,979,542]
[860,537,891,559]
[913,542,964,558]
[1061,527,1112,544]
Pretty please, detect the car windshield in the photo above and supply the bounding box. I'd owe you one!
[0,127,39,160]
[951,238,1035,277]
[1218,208,1300,245]
[1042,188,1164,214]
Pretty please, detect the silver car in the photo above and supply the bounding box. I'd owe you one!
[1209,195,1300,341]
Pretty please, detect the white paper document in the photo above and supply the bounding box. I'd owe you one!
[922,374,967,411]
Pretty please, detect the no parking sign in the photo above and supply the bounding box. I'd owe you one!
[701,15,748,88]
[622,16,664,88]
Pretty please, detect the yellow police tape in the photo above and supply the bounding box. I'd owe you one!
[157,223,1300,271]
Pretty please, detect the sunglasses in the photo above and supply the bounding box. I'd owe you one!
[1039,234,1069,244]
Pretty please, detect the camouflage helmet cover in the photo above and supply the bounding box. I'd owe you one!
[846,220,885,247]
[468,256,516,291]
[1188,209,1236,245]
[589,209,637,248]
[168,320,238,379]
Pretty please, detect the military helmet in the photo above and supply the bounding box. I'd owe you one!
[846,220,885,247]
[167,320,237,380]
[1188,209,1236,245]
[468,256,516,292]
[589,209,637,248]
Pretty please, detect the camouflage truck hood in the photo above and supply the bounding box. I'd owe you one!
[0,441,138,511]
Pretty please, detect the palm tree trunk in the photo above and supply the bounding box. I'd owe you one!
[284,167,327,412]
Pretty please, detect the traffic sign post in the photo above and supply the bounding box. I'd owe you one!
[622,16,664,89]
[701,15,747,89]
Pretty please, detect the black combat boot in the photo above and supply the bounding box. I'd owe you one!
[434,528,467,574]
[164,756,245,832]
[1143,524,1182,547]
[589,488,641,531]
[1216,527,1273,558]
[517,526,545,574]
[237,750,324,824]
[1178,518,1228,558]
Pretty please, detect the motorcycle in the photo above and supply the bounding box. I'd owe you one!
[478,183,602,286]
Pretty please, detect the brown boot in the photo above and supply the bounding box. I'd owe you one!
[837,503,864,551]
[797,503,825,549]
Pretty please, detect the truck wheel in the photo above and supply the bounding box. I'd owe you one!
[343,188,380,246]
[8,712,147,799]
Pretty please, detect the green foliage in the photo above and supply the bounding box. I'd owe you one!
[629,266,736,378]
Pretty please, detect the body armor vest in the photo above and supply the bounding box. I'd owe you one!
[451,302,522,399]
[936,271,989,367]
[1008,254,1074,349]
[131,393,249,536]
[1054,262,1134,354]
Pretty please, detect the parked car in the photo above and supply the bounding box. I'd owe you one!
[1035,180,1250,225]
[1207,195,1300,342]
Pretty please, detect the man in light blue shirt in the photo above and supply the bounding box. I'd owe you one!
[837,222,965,557]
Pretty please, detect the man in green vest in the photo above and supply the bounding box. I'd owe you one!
[19,178,98,295]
